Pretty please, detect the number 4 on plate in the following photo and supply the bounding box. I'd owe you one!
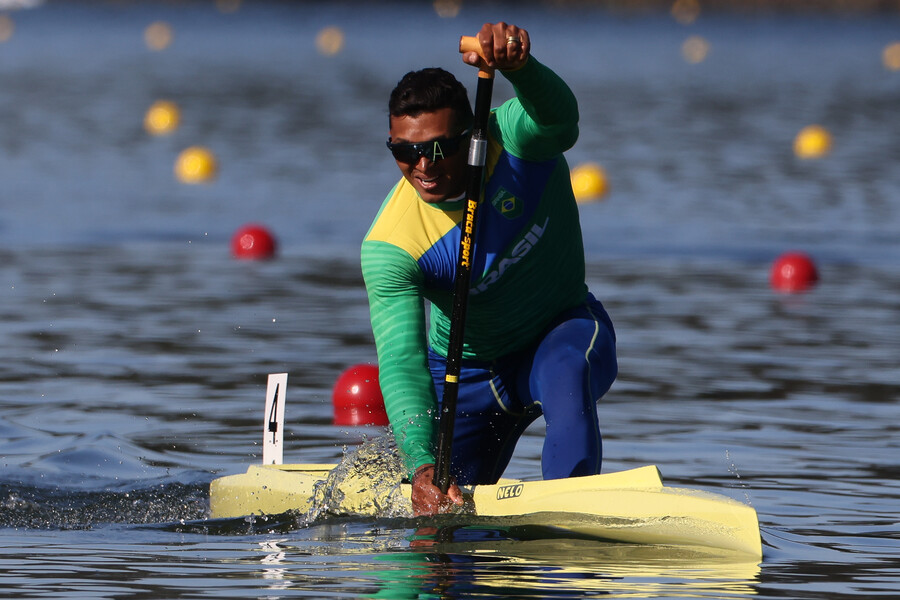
[263,373,287,465]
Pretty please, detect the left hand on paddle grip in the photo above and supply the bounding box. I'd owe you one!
[411,464,463,516]
[460,22,530,75]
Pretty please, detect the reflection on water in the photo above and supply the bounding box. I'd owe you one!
[0,526,762,598]
[248,532,761,599]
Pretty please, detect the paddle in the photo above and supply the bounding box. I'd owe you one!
[433,36,494,494]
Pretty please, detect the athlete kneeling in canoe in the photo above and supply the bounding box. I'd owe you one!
[362,22,617,515]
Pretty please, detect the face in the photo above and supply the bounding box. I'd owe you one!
[388,107,469,204]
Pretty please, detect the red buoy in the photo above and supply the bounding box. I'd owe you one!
[332,364,389,426]
[770,252,819,293]
[231,224,277,260]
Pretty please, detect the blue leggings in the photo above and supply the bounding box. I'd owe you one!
[428,294,617,486]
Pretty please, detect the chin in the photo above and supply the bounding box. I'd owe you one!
[416,187,447,203]
[423,193,448,203]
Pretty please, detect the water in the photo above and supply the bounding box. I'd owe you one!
[1,1,899,597]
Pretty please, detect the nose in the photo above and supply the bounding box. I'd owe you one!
[415,154,434,170]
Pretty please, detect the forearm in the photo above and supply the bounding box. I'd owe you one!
[361,242,438,477]
[377,324,436,478]
[503,57,578,129]
[494,57,579,160]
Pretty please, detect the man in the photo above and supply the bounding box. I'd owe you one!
[361,22,617,515]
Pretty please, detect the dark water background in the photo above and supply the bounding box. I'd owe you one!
[1,1,898,597]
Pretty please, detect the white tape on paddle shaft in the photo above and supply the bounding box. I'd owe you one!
[262,373,287,465]
[468,138,487,167]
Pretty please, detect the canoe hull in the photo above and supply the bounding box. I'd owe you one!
[209,464,762,558]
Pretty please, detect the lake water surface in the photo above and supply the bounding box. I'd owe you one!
[1,1,898,598]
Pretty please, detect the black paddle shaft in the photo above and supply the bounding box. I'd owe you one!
[434,72,494,494]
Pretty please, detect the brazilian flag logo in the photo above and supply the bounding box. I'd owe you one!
[490,187,522,219]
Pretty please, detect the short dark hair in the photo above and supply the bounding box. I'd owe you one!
[388,68,473,131]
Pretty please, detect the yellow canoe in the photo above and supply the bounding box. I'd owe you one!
[209,463,762,558]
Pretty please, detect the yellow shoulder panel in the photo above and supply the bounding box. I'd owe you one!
[366,178,463,261]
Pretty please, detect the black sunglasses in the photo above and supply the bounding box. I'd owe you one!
[386,129,471,163]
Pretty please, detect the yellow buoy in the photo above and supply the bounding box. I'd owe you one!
[671,0,701,25]
[883,41,900,71]
[0,15,14,43]
[216,0,242,13]
[682,35,710,64]
[144,100,180,136]
[316,26,344,56]
[175,146,217,184]
[433,0,462,18]
[793,125,832,159]
[571,163,609,203]
[144,21,173,51]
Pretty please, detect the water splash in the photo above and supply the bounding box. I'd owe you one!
[162,436,413,536]
[0,479,208,530]
[725,449,753,506]
[306,435,411,521]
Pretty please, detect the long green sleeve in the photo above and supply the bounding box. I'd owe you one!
[494,57,580,161]
[360,241,438,475]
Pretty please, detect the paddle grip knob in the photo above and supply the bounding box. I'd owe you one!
[459,35,494,79]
